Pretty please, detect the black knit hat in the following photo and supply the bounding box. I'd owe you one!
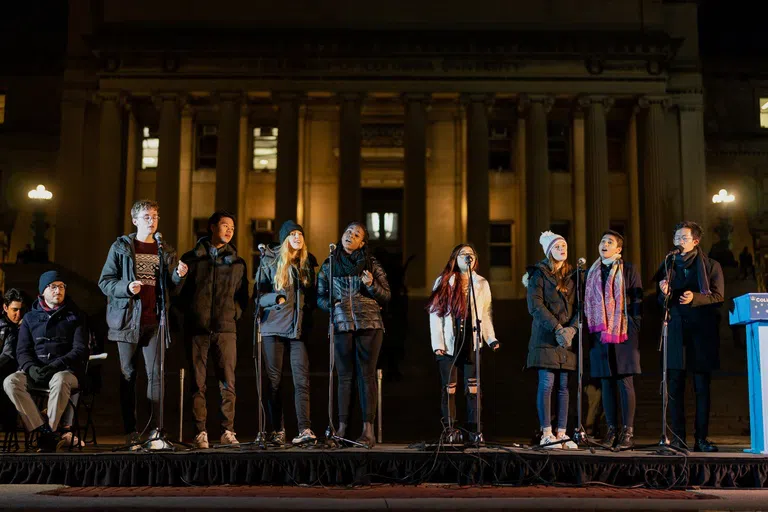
[279,220,304,244]
[38,270,64,294]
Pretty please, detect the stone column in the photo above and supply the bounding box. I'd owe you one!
[521,94,554,264]
[124,106,138,234]
[236,103,251,267]
[55,90,89,276]
[639,96,668,284]
[404,93,430,288]
[155,93,183,248]
[677,97,707,223]
[464,94,492,278]
[177,104,194,253]
[274,92,302,231]
[337,93,363,234]
[571,112,587,261]
[215,92,242,214]
[626,112,642,270]
[96,92,125,260]
[580,95,614,255]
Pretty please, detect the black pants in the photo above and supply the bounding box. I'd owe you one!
[189,332,237,435]
[117,324,161,434]
[437,347,478,430]
[600,375,636,429]
[334,329,383,424]
[0,363,16,430]
[262,336,311,432]
[668,369,711,441]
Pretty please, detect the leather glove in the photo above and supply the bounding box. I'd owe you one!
[556,327,577,349]
[27,365,44,382]
[40,365,58,381]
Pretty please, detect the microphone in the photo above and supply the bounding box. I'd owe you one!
[329,243,337,252]
[577,257,586,266]
[667,245,683,256]
[464,254,473,263]
[153,232,164,248]
[257,243,266,254]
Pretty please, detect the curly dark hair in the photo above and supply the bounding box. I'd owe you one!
[2,288,25,307]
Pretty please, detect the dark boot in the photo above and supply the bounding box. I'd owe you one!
[356,422,375,448]
[601,425,618,448]
[616,426,634,450]
[694,438,719,453]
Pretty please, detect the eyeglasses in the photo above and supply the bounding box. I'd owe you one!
[673,236,693,243]
[140,215,160,222]
[47,284,67,291]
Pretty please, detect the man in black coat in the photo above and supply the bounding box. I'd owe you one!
[657,221,724,452]
[2,271,89,452]
[0,288,25,430]
[177,210,249,449]
[585,230,643,450]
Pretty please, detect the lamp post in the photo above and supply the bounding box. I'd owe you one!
[27,184,53,263]
[710,188,737,269]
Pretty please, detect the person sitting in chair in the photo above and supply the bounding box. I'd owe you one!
[2,271,89,452]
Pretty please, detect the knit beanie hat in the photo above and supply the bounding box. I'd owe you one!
[539,231,566,257]
[38,270,63,294]
[279,220,304,244]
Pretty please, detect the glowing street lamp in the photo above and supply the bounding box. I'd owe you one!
[28,184,53,200]
[712,189,735,204]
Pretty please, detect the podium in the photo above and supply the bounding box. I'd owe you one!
[730,293,768,454]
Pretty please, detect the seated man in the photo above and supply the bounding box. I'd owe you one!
[0,288,25,430]
[2,270,89,451]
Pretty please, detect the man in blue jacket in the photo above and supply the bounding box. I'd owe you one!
[2,271,89,452]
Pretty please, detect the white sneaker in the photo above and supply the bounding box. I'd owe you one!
[539,434,562,449]
[557,433,578,449]
[220,430,239,445]
[292,428,317,445]
[194,431,209,449]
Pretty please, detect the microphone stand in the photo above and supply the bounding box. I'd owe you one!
[636,250,688,455]
[465,255,484,446]
[571,259,611,453]
[324,244,366,449]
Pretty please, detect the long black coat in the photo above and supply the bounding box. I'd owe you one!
[587,261,643,378]
[525,261,577,371]
[655,250,724,372]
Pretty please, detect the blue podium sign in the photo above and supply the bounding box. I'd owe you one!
[730,293,768,454]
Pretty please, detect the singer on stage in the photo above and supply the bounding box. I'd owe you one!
[656,221,724,452]
[523,231,578,449]
[427,244,499,444]
[177,210,249,449]
[255,220,318,446]
[317,221,390,448]
[585,230,642,450]
[98,200,188,450]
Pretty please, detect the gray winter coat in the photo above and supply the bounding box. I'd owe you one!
[98,234,185,344]
[317,256,391,333]
[254,246,318,339]
[525,261,577,371]
[178,238,249,335]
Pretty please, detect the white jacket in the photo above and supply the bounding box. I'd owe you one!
[429,274,498,356]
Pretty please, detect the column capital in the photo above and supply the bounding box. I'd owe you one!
[671,95,705,113]
[577,94,614,112]
[152,92,187,111]
[93,91,127,106]
[336,92,367,104]
[518,94,554,114]
[272,91,306,103]
[460,93,494,106]
[637,95,670,111]
[402,92,432,105]
[213,91,245,104]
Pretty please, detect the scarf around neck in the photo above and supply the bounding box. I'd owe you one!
[673,247,711,295]
[585,255,628,344]
[332,246,368,277]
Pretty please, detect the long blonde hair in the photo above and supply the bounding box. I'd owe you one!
[274,237,311,291]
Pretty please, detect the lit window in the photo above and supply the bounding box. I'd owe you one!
[142,126,159,169]
[253,127,278,171]
[0,94,5,124]
[366,212,399,241]
[760,98,768,129]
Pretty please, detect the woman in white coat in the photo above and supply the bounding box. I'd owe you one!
[427,244,500,444]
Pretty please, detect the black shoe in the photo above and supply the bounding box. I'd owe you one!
[669,436,688,451]
[616,426,634,450]
[34,427,60,453]
[601,425,618,447]
[694,438,719,453]
[267,430,286,446]
[444,428,463,444]
[467,432,484,445]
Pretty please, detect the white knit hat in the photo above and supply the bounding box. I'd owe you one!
[539,230,565,257]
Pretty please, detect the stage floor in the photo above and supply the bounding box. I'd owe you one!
[1,436,767,488]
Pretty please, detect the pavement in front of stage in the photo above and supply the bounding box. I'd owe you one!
[3,484,768,510]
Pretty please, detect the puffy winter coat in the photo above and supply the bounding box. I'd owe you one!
[317,256,390,333]
[0,314,19,370]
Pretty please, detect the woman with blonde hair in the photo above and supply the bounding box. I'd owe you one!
[256,220,318,446]
[523,231,578,449]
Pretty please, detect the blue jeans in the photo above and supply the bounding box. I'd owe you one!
[537,369,569,430]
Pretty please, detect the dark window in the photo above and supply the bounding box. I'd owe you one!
[489,122,514,172]
[196,124,218,169]
[193,218,209,241]
[607,120,626,172]
[490,222,513,267]
[547,121,569,172]
[549,220,571,242]
[609,220,627,238]
[251,219,274,272]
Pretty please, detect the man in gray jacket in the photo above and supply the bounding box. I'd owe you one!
[98,199,187,450]
[177,210,249,449]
